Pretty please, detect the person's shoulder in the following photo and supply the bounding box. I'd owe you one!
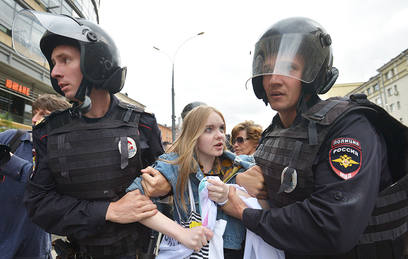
[139,109,157,122]
[159,152,178,161]
[33,108,71,130]
[0,129,19,142]
[116,101,157,124]
[222,150,253,163]
[116,101,144,113]
[139,110,159,132]
[238,154,255,163]
[336,109,371,126]
[153,153,179,175]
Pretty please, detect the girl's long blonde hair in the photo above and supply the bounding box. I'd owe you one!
[167,105,226,212]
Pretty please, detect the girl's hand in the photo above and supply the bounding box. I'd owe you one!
[179,226,213,251]
[207,178,229,205]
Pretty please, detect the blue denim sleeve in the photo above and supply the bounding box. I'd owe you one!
[126,153,179,194]
[151,153,179,192]
[227,154,256,184]
[126,177,144,193]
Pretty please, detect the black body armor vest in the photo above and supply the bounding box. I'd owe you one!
[46,101,147,245]
[255,98,357,207]
[255,94,408,258]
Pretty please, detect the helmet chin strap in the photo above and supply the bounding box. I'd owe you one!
[71,79,92,116]
[296,87,309,114]
[296,86,321,115]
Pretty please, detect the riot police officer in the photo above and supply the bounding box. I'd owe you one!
[226,17,407,258]
[13,10,170,258]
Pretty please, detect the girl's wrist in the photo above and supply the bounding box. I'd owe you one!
[217,198,228,206]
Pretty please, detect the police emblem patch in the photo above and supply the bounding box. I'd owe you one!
[329,137,362,180]
[118,137,137,158]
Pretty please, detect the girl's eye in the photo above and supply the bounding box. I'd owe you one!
[204,127,212,133]
[219,126,225,133]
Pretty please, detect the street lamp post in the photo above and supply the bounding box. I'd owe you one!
[153,32,204,142]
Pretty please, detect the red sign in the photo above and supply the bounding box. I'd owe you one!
[5,79,30,96]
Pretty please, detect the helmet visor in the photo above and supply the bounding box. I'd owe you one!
[12,10,91,64]
[246,33,328,87]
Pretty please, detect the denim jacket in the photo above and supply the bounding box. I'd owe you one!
[127,151,254,250]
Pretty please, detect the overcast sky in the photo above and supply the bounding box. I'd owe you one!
[99,0,408,130]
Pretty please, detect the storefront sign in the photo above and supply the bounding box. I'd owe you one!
[5,79,30,96]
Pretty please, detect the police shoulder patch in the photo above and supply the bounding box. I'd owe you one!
[329,137,362,180]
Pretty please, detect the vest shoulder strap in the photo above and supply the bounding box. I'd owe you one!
[303,96,375,126]
[117,101,143,124]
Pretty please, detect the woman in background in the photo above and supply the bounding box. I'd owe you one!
[231,121,262,155]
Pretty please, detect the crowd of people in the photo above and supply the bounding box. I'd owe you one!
[1,9,407,259]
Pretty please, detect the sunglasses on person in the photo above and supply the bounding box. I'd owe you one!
[232,136,249,145]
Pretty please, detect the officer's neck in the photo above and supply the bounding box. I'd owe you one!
[278,110,297,128]
[84,88,111,118]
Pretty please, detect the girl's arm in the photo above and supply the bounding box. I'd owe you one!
[139,210,213,251]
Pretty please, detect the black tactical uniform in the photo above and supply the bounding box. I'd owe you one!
[25,95,163,254]
[244,17,407,258]
[12,10,164,258]
[243,96,406,259]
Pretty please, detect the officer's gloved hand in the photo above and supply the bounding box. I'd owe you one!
[0,144,11,165]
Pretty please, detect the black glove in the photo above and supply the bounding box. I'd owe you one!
[0,144,11,165]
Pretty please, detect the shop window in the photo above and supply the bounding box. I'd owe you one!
[9,95,25,123]
[24,103,32,125]
[0,91,11,113]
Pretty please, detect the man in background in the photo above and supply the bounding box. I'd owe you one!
[0,94,70,259]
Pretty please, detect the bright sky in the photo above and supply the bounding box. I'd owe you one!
[99,0,408,131]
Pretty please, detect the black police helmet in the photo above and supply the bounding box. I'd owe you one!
[40,18,126,97]
[248,17,338,104]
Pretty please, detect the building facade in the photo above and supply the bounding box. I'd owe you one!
[0,0,100,126]
[347,48,408,125]
[158,123,172,144]
[320,82,363,99]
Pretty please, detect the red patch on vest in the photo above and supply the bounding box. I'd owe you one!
[329,137,362,180]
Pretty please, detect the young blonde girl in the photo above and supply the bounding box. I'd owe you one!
[128,106,253,258]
